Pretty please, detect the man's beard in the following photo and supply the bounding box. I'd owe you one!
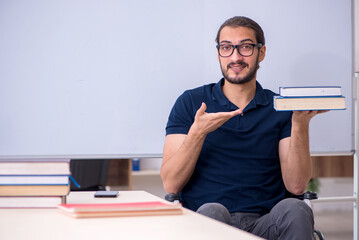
[220,56,259,84]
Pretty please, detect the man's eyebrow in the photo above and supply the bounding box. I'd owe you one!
[240,39,254,43]
[219,40,232,44]
[219,39,255,44]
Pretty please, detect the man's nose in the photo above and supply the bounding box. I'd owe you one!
[230,47,244,61]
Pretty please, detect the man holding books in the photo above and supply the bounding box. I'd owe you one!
[161,16,326,240]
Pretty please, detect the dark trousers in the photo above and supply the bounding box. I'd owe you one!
[197,198,314,240]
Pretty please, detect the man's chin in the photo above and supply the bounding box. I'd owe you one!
[225,77,253,85]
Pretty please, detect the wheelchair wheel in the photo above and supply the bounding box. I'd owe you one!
[314,230,325,240]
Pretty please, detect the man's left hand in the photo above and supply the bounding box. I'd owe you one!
[292,110,329,125]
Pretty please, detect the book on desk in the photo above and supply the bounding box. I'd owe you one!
[0,158,70,175]
[0,158,71,208]
[57,201,183,218]
[274,86,346,111]
[0,196,64,208]
[0,175,70,185]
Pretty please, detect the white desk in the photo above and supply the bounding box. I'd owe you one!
[0,191,263,240]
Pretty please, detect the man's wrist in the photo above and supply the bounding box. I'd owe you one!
[291,122,309,133]
[188,123,207,141]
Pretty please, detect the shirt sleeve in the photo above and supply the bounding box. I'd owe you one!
[279,111,292,140]
[165,91,196,136]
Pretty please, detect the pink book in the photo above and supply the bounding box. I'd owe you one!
[57,201,183,218]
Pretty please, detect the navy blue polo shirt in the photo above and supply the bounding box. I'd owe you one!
[165,79,293,215]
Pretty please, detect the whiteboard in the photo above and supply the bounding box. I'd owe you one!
[0,0,353,158]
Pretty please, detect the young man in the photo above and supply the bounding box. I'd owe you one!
[161,16,324,240]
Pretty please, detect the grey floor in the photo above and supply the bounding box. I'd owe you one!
[314,210,353,240]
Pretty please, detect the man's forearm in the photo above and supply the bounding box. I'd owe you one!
[161,128,206,194]
[285,122,312,195]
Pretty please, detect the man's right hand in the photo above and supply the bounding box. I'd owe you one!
[190,102,242,136]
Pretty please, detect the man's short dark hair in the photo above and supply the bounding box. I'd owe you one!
[215,16,265,46]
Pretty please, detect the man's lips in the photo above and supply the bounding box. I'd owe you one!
[228,62,248,72]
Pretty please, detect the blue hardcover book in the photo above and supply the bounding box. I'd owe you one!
[279,86,342,97]
[0,175,70,185]
[273,95,346,111]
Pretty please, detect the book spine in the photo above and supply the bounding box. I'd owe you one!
[274,96,345,99]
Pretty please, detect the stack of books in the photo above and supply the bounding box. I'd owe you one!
[0,158,72,208]
[57,201,183,218]
[273,86,346,111]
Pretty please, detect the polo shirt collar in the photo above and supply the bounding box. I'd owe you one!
[212,78,270,111]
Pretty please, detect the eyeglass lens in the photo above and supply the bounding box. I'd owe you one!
[218,44,254,57]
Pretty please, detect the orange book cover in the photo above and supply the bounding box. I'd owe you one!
[0,184,70,196]
[57,201,183,218]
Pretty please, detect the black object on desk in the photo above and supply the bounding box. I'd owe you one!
[70,160,109,191]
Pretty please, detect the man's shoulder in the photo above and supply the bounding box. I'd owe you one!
[172,82,216,110]
[179,82,217,101]
[183,83,216,94]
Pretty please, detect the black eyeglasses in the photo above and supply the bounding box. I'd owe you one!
[216,43,263,57]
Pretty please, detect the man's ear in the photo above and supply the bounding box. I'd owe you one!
[259,45,266,63]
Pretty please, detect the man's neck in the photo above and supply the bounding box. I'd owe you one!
[222,78,257,110]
